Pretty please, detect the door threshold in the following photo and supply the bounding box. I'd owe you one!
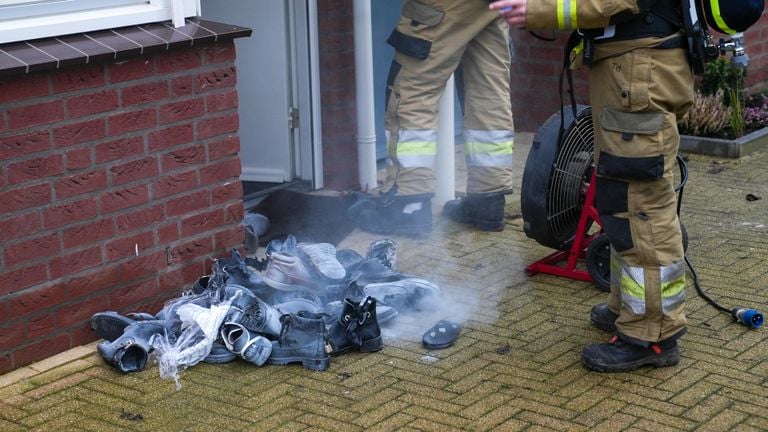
[242,180,312,210]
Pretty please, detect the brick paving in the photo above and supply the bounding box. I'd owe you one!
[1,133,767,431]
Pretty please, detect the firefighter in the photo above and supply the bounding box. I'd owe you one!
[491,0,694,372]
[347,0,516,236]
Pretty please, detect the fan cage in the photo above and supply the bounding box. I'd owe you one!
[546,109,595,244]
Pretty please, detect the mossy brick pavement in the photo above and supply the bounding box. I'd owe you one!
[1,133,767,431]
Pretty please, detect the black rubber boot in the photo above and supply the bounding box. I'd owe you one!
[267,313,331,371]
[328,296,383,356]
[581,335,680,372]
[590,303,619,333]
[442,192,507,231]
[347,193,433,236]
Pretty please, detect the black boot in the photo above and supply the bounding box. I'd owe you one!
[267,313,331,371]
[328,296,383,356]
[581,335,680,372]
[347,192,433,236]
[442,192,507,231]
[590,303,619,333]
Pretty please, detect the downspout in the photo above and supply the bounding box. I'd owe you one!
[435,74,455,205]
[308,0,324,188]
[353,0,378,191]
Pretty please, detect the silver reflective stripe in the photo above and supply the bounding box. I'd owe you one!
[660,260,685,283]
[661,260,686,313]
[397,129,437,168]
[617,255,647,316]
[463,129,514,168]
[661,287,686,314]
[563,0,573,30]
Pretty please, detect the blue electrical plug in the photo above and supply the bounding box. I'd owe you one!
[732,308,764,329]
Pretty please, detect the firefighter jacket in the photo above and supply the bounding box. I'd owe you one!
[526,0,685,65]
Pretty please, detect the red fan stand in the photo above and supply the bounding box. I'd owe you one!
[525,171,603,282]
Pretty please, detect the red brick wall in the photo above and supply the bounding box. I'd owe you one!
[744,12,768,94]
[0,41,245,373]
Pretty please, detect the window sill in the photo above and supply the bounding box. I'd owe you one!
[0,18,251,77]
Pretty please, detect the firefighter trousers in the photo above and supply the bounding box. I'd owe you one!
[590,44,694,344]
[383,0,515,196]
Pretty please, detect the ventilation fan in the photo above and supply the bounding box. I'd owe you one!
[521,105,609,291]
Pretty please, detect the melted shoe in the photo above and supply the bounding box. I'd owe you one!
[590,303,619,333]
[97,320,166,373]
[348,193,433,236]
[581,335,680,373]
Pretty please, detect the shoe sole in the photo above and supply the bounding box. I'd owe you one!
[267,356,330,371]
[581,349,680,373]
[330,336,384,357]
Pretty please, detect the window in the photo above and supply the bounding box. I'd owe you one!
[0,0,200,44]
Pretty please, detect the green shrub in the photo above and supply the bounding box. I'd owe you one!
[680,57,756,138]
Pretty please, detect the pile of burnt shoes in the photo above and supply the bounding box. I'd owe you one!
[90,237,441,377]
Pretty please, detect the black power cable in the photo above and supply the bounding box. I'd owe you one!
[675,156,763,328]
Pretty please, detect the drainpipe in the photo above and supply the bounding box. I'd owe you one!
[308,0,324,188]
[353,0,378,191]
[435,74,455,205]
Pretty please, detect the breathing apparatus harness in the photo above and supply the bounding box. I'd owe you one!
[552,0,764,329]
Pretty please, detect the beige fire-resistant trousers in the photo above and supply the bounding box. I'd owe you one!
[383,0,515,196]
[590,43,694,343]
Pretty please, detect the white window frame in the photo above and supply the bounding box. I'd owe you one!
[0,0,201,44]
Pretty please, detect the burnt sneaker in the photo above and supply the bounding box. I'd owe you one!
[590,303,619,333]
[581,335,680,373]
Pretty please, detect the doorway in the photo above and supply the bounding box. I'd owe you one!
[200,0,316,204]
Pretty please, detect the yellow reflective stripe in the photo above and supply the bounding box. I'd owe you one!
[570,0,577,29]
[557,0,577,30]
[464,140,514,156]
[661,275,685,299]
[557,0,565,29]
[397,140,436,156]
[620,272,645,300]
[709,0,735,34]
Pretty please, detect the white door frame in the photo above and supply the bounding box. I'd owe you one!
[292,0,323,188]
[199,0,322,189]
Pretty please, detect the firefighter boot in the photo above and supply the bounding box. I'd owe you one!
[328,296,383,356]
[267,313,331,371]
[442,192,506,231]
[347,193,433,236]
[590,303,619,333]
[581,335,680,373]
